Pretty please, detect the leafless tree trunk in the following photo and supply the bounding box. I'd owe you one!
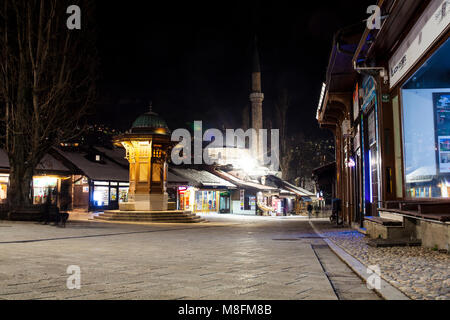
[274,88,291,180]
[0,0,97,209]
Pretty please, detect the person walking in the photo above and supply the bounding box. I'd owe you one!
[307,203,313,219]
[42,188,52,225]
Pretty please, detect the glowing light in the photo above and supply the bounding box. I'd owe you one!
[237,156,258,173]
[33,176,58,187]
[346,157,356,168]
[368,150,373,201]
[316,82,327,120]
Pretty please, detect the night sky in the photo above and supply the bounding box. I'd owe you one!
[93,0,374,138]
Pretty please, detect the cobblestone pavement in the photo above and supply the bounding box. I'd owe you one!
[312,221,450,300]
[0,215,379,300]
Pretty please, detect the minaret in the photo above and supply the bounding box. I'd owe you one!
[250,38,264,162]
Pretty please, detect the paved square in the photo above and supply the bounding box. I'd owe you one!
[0,215,376,300]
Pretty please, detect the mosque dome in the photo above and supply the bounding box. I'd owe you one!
[130,104,170,135]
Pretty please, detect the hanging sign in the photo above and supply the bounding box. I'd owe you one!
[362,76,377,113]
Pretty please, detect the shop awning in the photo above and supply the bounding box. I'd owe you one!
[167,171,191,187]
[36,154,71,173]
[213,169,278,193]
[0,149,9,170]
[265,175,315,198]
[0,149,70,174]
[55,148,129,182]
[170,168,236,189]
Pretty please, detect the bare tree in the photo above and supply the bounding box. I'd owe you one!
[0,0,97,209]
[241,104,250,131]
[274,88,291,180]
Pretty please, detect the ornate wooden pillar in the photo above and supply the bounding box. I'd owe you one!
[114,108,172,211]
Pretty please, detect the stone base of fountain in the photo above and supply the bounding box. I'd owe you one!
[94,210,205,223]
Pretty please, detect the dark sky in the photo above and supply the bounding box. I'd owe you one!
[93,0,374,138]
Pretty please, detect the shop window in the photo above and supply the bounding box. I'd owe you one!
[110,188,117,201]
[401,38,450,198]
[94,181,109,186]
[152,148,162,158]
[119,187,129,203]
[392,95,404,198]
[196,192,202,211]
[93,186,109,206]
[33,176,58,205]
[0,174,9,203]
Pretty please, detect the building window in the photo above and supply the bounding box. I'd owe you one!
[401,37,450,198]
[0,174,9,203]
[119,187,129,203]
[33,176,58,205]
[110,188,117,201]
[93,186,109,206]
[392,95,404,198]
[152,148,162,158]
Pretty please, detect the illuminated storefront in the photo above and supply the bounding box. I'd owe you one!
[218,191,231,213]
[0,174,69,205]
[397,38,450,199]
[388,0,450,200]
[178,186,193,210]
[0,174,8,203]
[361,76,381,216]
[33,176,60,205]
[91,181,130,210]
[170,168,236,214]
[176,186,231,213]
[53,147,131,211]
[317,0,450,248]
[195,190,219,212]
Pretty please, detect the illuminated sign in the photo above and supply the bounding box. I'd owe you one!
[389,0,450,88]
[346,157,356,168]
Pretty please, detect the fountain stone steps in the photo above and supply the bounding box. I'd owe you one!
[94,210,205,223]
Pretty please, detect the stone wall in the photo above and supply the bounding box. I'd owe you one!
[367,211,450,251]
[416,220,449,251]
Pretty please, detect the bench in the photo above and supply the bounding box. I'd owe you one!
[364,215,412,240]
[6,205,69,227]
[42,206,69,227]
[364,216,402,226]
[379,201,450,251]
